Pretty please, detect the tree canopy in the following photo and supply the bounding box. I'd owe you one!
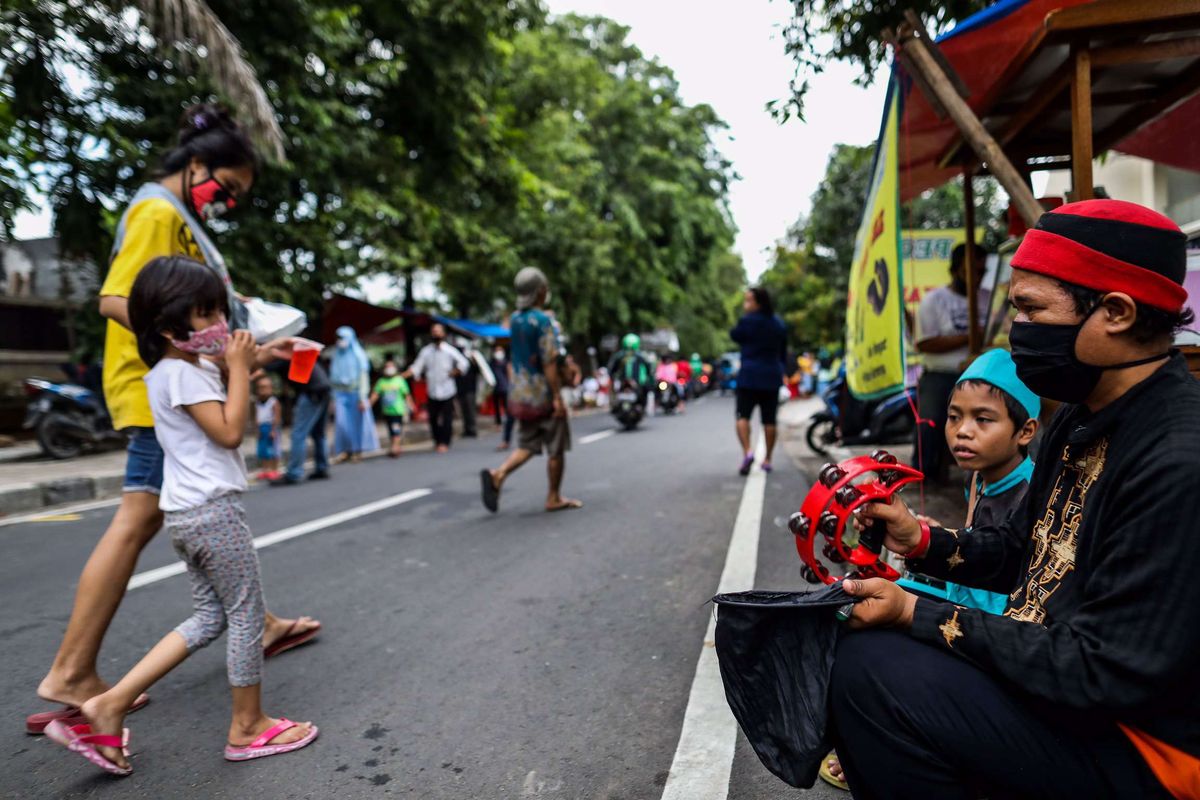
[0,1,744,358]
[760,142,1004,349]
[773,1,989,122]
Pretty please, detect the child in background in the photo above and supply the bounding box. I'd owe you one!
[370,353,410,458]
[899,348,1040,613]
[45,256,317,775]
[254,375,282,480]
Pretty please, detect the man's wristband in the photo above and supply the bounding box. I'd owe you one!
[906,520,931,559]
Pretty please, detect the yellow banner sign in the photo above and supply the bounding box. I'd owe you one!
[902,228,985,318]
[846,84,904,399]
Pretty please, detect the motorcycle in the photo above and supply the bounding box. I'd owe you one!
[657,379,680,415]
[805,369,917,457]
[23,377,125,459]
[612,378,646,430]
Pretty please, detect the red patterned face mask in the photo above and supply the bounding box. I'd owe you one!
[172,319,230,356]
[189,173,237,221]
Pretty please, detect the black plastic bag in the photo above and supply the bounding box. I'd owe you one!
[712,585,858,789]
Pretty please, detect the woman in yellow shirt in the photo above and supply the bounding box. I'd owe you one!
[27,104,320,740]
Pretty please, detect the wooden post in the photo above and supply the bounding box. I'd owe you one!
[1071,45,1094,201]
[890,21,1044,227]
[963,169,981,356]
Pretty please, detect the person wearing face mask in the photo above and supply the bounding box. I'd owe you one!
[330,326,378,463]
[912,242,989,483]
[24,106,322,737]
[403,323,469,453]
[825,200,1200,800]
[369,354,411,458]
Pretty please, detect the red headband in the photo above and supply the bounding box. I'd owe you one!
[1011,228,1187,312]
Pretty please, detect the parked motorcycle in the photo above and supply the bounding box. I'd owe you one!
[805,369,917,457]
[23,378,125,459]
[657,379,680,415]
[612,378,646,431]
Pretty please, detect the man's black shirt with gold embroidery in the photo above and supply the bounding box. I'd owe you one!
[905,354,1200,758]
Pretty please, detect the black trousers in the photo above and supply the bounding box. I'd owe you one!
[457,391,477,436]
[830,630,1167,800]
[427,398,455,447]
[493,390,508,426]
[913,370,958,481]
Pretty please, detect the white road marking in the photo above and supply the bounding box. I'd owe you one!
[579,429,617,445]
[127,488,432,590]
[660,436,767,800]
[0,496,122,528]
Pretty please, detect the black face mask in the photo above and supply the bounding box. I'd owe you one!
[1009,310,1170,404]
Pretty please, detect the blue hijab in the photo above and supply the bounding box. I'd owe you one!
[330,325,370,386]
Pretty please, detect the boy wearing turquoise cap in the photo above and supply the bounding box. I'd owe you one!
[899,349,1040,613]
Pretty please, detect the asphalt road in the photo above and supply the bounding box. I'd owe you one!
[2,396,842,799]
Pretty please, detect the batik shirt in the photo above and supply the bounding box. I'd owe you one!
[906,354,1200,771]
[508,308,563,421]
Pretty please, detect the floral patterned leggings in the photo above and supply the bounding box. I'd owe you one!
[165,493,264,687]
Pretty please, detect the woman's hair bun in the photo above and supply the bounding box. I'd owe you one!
[178,103,237,144]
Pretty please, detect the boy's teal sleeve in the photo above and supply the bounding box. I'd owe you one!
[400,377,410,396]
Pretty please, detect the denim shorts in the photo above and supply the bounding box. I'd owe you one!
[257,423,278,460]
[123,427,164,494]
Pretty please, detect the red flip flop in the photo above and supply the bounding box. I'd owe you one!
[25,693,149,736]
[263,619,321,659]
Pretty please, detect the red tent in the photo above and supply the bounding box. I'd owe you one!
[894,0,1200,201]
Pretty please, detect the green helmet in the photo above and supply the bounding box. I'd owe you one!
[691,352,700,361]
[622,333,641,351]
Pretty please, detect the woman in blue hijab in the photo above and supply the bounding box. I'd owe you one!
[330,325,379,461]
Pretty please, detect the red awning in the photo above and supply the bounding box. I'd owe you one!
[895,0,1200,200]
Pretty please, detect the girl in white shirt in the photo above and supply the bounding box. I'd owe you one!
[45,256,318,775]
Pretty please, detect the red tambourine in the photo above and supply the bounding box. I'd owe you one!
[788,450,923,585]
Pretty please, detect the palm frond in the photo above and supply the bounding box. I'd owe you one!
[132,0,286,162]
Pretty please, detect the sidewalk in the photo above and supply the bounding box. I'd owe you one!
[0,406,606,517]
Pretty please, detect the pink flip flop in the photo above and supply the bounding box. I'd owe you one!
[263,619,321,659]
[26,692,149,735]
[44,721,132,776]
[224,718,318,762]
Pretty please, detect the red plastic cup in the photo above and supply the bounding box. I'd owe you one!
[288,338,324,383]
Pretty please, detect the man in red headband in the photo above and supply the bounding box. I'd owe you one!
[829,200,1199,799]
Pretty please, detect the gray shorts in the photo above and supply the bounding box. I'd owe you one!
[518,415,571,457]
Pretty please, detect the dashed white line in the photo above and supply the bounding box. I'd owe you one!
[579,429,617,445]
[660,436,767,800]
[127,488,432,590]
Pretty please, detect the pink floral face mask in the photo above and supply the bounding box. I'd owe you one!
[172,319,230,356]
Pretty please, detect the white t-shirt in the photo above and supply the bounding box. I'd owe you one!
[255,396,278,427]
[410,343,469,401]
[145,358,248,512]
[916,286,989,373]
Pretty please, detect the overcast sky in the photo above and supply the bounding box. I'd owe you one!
[544,0,890,280]
[14,2,893,286]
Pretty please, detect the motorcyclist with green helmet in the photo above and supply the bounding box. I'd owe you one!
[607,333,653,396]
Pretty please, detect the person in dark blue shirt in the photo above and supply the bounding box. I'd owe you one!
[730,286,787,475]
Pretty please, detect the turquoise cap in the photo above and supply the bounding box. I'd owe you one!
[957,349,1040,419]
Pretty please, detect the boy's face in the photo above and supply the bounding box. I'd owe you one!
[255,378,273,400]
[945,382,1025,472]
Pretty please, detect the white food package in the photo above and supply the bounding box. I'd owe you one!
[245,298,307,343]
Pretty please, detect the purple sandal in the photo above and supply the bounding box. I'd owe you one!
[738,453,755,476]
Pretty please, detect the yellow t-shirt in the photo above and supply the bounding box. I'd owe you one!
[100,197,204,430]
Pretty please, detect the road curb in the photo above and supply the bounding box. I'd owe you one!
[0,406,607,518]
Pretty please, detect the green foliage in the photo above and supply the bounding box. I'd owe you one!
[760,142,1004,349]
[1,2,742,359]
[773,1,989,122]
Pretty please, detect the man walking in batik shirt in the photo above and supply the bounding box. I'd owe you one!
[479,267,581,514]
